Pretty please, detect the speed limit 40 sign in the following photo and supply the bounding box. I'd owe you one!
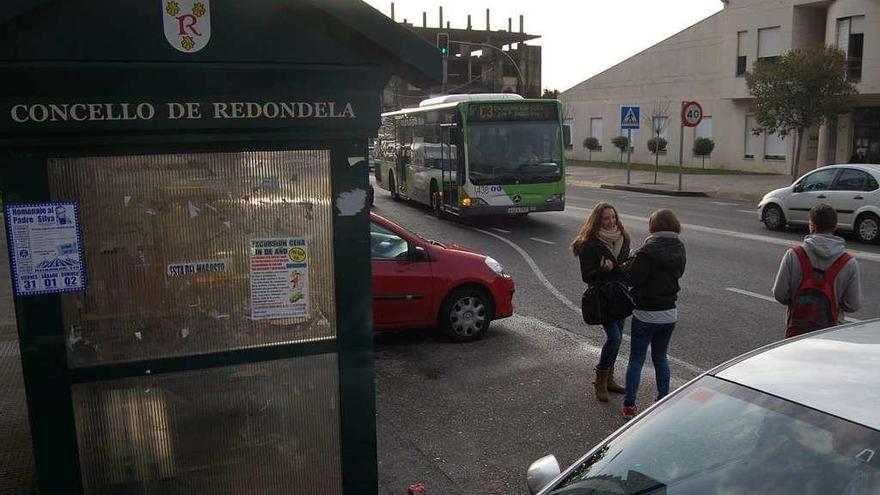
[682,101,703,127]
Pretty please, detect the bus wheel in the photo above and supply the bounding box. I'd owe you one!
[389,173,400,201]
[430,182,443,218]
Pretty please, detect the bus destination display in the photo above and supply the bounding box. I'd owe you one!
[467,103,558,122]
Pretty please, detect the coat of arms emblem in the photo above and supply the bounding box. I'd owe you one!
[163,1,211,53]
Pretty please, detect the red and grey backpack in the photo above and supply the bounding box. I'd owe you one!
[786,245,852,338]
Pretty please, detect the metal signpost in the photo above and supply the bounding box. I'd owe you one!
[679,101,703,191]
[621,106,640,185]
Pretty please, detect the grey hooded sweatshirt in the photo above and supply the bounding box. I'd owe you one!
[772,234,862,321]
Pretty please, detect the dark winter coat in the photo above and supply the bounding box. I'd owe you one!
[627,233,686,311]
[578,236,631,287]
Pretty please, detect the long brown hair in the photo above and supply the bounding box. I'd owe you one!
[571,202,629,255]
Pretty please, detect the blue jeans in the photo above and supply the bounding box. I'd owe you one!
[624,317,675,407]
[597,319,625,371]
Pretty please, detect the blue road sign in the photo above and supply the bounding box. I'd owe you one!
[621,106,640,129]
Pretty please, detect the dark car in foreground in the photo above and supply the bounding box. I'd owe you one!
[528,320,880,494]
[370,212,514,342]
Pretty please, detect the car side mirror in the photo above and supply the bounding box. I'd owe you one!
[527,455,561,494]
[410,245,429,263]
[793,183,804,193]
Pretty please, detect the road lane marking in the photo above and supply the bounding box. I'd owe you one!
[565,195,598,202]
[472,226,705,375]
[472,228,579,314]
[726,287,862,323]
[712,201,739,206]
[490,228,511,234]
[565,206,880,264]
[530,237,555,245]
[737,209,757,214]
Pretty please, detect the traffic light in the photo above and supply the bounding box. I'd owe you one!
[437,33,449,57]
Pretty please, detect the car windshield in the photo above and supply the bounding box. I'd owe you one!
[467,121,562,185]
[548,376,880,495]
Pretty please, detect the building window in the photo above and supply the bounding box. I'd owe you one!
[764,131,787,160]
[736,31,748,76]
[590,118,603,150]
[837,16,864,81]
[696,116,713,140]
[757,27,781,63]
[744,116,759,159]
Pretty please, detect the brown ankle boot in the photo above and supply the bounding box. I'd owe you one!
[594,369,610,402]
[607,371,625,394]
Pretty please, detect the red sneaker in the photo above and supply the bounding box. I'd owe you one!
[623,405,638,420]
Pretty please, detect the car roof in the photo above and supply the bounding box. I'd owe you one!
[713,320,880,430]
[822,164,880,174]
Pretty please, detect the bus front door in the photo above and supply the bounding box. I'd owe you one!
[441,127,460,211]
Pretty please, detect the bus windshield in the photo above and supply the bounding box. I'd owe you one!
[467,120,562,185]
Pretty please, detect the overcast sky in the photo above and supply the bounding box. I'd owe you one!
[363,0,725,92]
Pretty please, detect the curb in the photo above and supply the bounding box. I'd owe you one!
[599,184,709,197]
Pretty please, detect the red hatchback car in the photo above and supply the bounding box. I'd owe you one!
[370,213,514,342]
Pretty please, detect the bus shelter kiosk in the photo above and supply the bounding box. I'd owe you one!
[0,2,440,494]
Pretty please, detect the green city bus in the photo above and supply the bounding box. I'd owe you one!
[374,94,569,217]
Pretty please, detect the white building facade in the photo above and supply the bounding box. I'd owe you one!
[561,0,880,175]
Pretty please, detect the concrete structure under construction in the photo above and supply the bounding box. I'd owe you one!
[381,5,542,111]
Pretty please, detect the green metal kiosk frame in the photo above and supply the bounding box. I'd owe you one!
[0,2,440,493]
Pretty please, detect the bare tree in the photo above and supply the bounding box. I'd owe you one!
[642,100,672,184]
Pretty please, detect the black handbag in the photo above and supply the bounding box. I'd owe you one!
[582,280,634,325]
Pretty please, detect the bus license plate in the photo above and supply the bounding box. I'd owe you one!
[507,207,529,214]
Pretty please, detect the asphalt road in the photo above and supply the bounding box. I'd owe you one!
[373,179,880,494]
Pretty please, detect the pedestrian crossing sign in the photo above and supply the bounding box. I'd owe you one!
[621,106,640,129]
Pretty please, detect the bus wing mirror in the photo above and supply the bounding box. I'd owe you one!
[450,127,462,143]
[563,125,573,149]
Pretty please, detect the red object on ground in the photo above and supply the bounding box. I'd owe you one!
[407,482,427,495]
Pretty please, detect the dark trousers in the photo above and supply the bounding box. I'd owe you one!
[624,317,675,407]
[597,318,625,371]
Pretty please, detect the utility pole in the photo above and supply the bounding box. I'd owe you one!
[678,102,685,192]
[627,128,632,185]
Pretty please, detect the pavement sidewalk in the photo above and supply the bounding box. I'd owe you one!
[566,165,792,203]
[375,315,697,495]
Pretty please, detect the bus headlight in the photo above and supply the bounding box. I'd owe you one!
[545,194,564,203]
[461,197,487,207]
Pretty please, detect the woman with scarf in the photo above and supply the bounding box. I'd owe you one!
[571,202,631,402]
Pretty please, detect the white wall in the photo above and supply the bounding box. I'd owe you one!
[561,0,879,174]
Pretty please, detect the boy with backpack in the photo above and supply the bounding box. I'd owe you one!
[772,203,862,338]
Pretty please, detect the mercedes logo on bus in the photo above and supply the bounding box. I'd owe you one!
[512,195,522,204]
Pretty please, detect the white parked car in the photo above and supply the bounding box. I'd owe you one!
[758,164,880,243]
[527,320,880,495]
